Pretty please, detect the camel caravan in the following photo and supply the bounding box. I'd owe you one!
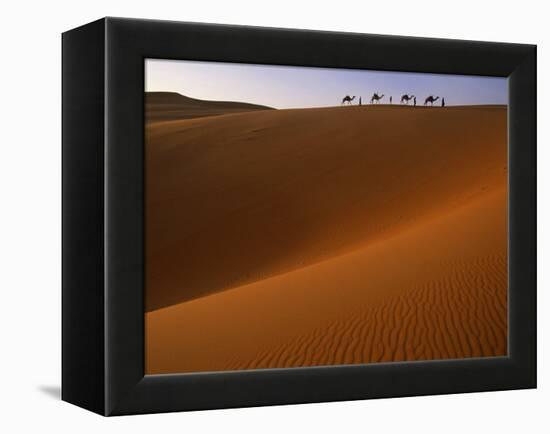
[341,93,445,107]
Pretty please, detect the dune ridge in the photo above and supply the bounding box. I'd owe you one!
[145,91,273,122]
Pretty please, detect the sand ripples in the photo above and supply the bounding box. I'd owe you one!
[224,255,507,370]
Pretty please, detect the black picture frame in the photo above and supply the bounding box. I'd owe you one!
[62,17,536,416]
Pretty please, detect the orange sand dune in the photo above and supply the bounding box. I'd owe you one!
[145,92,273,122]
[146,105,507,311]
[146,186,507,374]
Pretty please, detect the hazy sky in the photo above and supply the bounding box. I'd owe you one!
[145,58,507,109]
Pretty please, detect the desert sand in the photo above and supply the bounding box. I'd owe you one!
[144,98,507,374]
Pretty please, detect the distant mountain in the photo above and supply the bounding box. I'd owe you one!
[145,92,274,122]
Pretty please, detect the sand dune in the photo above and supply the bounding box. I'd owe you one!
[145,92,273,122]
[145,104,507,374]
[146,105,507,311]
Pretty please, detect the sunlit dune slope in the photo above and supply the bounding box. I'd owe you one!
[145,105,507,311]
[145,186,507,374]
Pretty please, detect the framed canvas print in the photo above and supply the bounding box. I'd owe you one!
[62,17,536,416]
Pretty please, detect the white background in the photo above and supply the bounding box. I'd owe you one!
[0,0,546,432]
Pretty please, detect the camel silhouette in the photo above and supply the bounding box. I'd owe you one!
[401,94,415,105]
[424,95,440,106]
[371,92,384,104]
[341,95,356,105]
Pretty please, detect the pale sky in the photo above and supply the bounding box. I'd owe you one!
[145,58,508,109]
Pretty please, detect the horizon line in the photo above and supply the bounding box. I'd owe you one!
[145,91,507,109]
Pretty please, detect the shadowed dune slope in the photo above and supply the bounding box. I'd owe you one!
[146,105,507,311]
[145,186,507,374]
[145,92,273,122]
